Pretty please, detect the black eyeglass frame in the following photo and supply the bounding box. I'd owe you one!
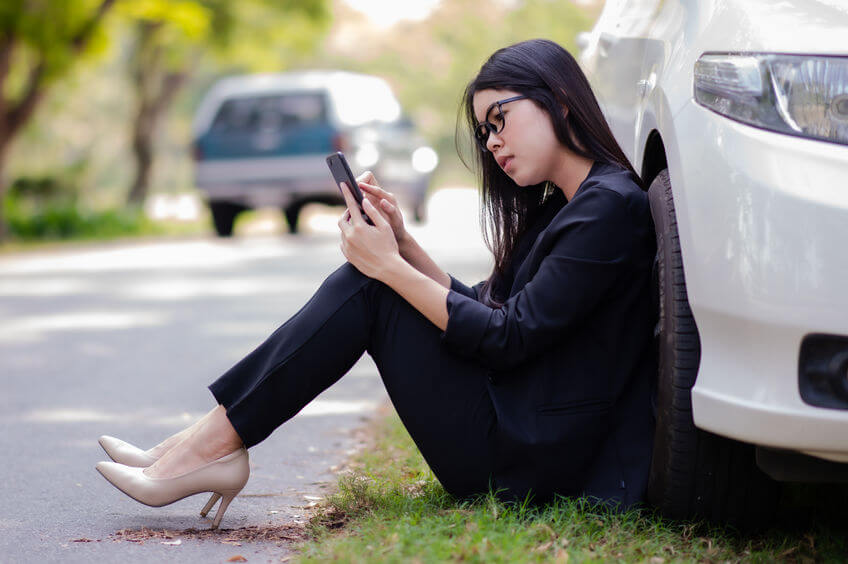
[474,94,528,152]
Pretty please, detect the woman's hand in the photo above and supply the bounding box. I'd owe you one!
[337,182,402,281]
[356,171,409,247]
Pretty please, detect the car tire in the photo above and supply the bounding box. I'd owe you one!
[210,201,244,237]
[413,201,427,223]
[646,169,779,530]
[284,202,304,234]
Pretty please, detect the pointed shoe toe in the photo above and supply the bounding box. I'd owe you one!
[95,448,250,529]
[98,435,157,467]
[96,461,169,507]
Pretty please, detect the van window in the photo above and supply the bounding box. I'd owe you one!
[210,92,327,133]
[328,75,401,126]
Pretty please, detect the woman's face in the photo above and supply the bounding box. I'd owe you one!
[472,88,564,187]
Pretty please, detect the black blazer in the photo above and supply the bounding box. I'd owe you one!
[442,161,656,506]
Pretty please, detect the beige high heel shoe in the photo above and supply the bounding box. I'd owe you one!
[96,447,249,530]
[98,435,158,467]
[98,434,222,517]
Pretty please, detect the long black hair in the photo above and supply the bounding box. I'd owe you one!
[457,39,641,306]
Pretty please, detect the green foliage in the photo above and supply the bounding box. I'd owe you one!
[0,0,115,244]
[3,198,154,240]
[118,0,211,39]
[8,172,81,207]
[4,171,158,240]
[115,0,332,72]
[0,0,111,87]
[299,412,848,563]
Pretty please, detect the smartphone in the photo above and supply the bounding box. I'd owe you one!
[326,151,372,224]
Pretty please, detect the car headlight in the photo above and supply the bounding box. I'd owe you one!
[355,144,380,168]
[412,146,438,173]
[694,53,848,146]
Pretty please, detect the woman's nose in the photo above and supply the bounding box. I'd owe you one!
[486,131,503,152]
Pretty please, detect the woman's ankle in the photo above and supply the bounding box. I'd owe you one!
[145,426,193,458]
[143,435,240,479]
[144,406,222,458]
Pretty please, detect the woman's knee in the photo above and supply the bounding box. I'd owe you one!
[319,262,374,299]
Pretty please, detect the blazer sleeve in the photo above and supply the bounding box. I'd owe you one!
[441,187,635,370]
[448,274,485,300]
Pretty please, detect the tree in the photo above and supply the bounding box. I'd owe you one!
[119,0,331,206]
[0,0,116,238]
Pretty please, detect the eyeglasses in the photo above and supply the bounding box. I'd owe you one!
[473,94,528,152]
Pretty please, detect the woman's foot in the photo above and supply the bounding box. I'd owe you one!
[144,406,219,458]
[99,407,223,467]
[143,405,243,479]
[143,429,189,460]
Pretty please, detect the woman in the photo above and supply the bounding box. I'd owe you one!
[95,38,657,530]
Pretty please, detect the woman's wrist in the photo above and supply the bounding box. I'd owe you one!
[397,230,414,258]
[380,253,415,285]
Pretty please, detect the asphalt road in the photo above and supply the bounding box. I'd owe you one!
[0,191,491,563]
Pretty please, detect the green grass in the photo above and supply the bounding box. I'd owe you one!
[297,411,848,563]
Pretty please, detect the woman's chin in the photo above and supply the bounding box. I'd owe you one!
[510,173,538,188]
[505,165,544,187]
[507,170,526,186]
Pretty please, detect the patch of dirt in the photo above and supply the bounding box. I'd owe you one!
[106,523,309,545]
[313,506,350,530]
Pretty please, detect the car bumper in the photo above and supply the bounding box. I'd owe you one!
[194,155,430,208]
[195,155,332,207]
[671,101,848,462]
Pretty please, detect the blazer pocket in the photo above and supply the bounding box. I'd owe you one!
[537,399,611,415]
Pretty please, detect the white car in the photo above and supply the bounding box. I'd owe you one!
[579,0,848,527]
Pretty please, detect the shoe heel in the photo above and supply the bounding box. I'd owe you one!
[211,491,238,530]
[199,493,221,518]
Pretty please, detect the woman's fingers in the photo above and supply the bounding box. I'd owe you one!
[363,200,395,240]
[359,182,397,205]
[381,199,400,218]
[337,208,351,230]
[362,198,390,229]
[356,170,378,186]
[362,191,382,211]
[359,181,390,197]
[338,182,364,224]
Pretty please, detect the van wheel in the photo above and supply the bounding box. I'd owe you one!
[413,201,427,223]
[284,202,304,234]
[646,169,779,530]
[210,201,244,237]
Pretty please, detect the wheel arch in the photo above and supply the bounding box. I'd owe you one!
[640,129,668,189]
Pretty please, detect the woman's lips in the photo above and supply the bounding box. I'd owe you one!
[499,156,514,172]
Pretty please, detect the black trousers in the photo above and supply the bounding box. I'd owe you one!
[209,262,497,498]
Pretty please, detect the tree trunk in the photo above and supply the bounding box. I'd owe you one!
[0,139,9,241]
[127,100,155,205]
[126,74,188,205]
[126,23,190,206]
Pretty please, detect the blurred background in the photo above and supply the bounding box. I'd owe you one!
[0,0,600,244]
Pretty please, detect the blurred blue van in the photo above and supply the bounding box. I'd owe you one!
[192,71,437,236]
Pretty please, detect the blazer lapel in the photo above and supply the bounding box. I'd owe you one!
[510,198,567,297]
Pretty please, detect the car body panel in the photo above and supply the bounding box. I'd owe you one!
[580,0,848,460]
